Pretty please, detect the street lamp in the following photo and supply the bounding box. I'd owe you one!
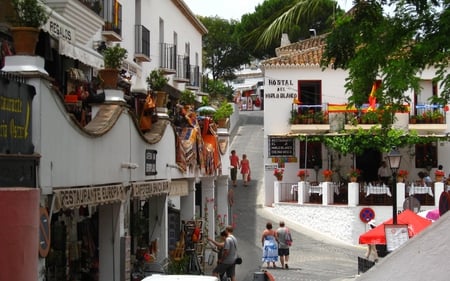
[387,147,402,224]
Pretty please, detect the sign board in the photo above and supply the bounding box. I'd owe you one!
[268,137,295,157]
[385,224,409,252]
[265,164,279,171]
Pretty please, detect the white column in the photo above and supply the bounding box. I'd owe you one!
[348,182,359,207]
[435,182,444,207]
[322,182,333,205]
[298,181,309,204]
[202,178,216,239]
[274,181,280,204]
[216,176,229,222]
[397,182,406,211]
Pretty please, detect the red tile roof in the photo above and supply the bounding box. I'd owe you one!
[262,34,328,68]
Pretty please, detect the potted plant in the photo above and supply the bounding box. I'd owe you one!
[397,170,409,182]
[179,89,196,106]
[213,102,234,127]
[297,170,309,181]
[10,0,50,55]
[322,169,333,181]
[146,69,169,107]
[347,168,361,182]
[99,44,128,89]
[273,168,284,181]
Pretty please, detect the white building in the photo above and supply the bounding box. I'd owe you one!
[261,34,449,245]
[0,1,235,280]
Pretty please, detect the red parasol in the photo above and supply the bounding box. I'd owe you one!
[359,209,432,244]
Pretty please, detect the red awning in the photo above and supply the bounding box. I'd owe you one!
[359,209,432,245]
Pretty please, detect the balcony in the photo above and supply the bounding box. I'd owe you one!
[102,21,122,42]
[186,65,200,89]
[159,43,177,73]
[134,25,150,62]
[45,0,104,44]
[78,0,102,15]
[173,55,189,83]
[102,1,122,42]
[289,103,448,135]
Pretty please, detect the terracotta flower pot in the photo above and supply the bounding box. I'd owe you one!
[98,68,119,89]
[10,27,40,55]
[350,176,358,183]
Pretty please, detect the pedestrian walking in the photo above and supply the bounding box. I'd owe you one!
[261,222,278,268]
[365,220,379,262]
[229,150,240,187]
[211,226,238,281]
[276,221,292,269]
[240,154,250,187]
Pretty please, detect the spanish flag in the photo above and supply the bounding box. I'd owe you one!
[368,81,381,111]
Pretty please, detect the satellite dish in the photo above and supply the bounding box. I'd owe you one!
[403,196,421,213]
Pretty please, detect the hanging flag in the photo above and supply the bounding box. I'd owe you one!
[367,80,381,111]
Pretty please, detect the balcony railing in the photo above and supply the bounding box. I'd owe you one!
[78,0,102,15]
[102,1,122,41]
[174,55,190,82]
[290,103,446,125]
[410,104,446,124]
[134,25,150,62]
[159,43,177,71]
[290,104,329,124]
[187,65,200,88]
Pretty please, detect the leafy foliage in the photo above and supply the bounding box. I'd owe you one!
[253,0,343,50]
[203,78,234,102]
[321,0,450,124]
[198,16,250,81]
[146,69,168,91]
[298,127,437,156]
[11,0,50,27]
[102,44,128,69]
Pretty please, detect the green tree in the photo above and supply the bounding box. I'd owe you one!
[203,78,234,102]
[321,0,450,128]
[198,16,250,81]
[253,0,343,50]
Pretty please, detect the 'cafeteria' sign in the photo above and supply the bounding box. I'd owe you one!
[269,137,294,157]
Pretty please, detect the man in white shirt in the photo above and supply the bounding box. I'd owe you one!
[378,161,390,185]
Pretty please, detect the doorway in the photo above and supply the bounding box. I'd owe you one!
[357,149,382,183]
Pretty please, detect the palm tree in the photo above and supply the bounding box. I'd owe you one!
[256,0,341,49]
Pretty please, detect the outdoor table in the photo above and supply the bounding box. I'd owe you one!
[365,184,392,197]
[409,185,434,196]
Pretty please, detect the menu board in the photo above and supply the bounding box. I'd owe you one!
[269,137,295,157]
[385,224,409,252]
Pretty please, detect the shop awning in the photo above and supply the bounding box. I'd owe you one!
[53,184,126,211]
[169,180,189,196]
[59,40,104,69]
[131,180,170,199]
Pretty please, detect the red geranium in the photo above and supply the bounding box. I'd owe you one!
[297,170,309,177]
[398,170,409,177]
[322,169,333,177]
[435,170,445,177]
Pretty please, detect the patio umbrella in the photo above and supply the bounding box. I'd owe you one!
[359,209,432,244]
[196,106,216,114]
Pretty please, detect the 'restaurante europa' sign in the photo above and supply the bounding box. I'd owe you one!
[264,79,298,99]
[54,184,126,210]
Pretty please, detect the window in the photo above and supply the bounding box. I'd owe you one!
[299,141,322,169]
[415,143,437,169]
[298,80,321,105]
